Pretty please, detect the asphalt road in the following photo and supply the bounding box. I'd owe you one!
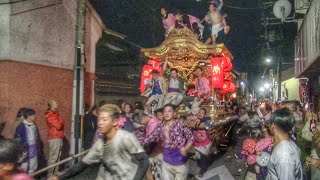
[63,140,247,180]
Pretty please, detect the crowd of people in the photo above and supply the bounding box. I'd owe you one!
[0,100,65,179]
[1,1,320,180]
[56,101,320,180]
[2,89,320,180]
[1,46,320,180]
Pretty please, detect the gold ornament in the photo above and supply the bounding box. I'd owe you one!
[168,61,199,85]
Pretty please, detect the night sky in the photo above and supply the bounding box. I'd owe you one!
[90,0,297,86]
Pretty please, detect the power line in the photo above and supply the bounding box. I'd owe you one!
[224,4,264,10]
[0,0,26,5]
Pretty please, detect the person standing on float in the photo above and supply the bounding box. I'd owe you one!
[183,67,211,114]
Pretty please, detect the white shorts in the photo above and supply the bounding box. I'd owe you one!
[211,23,223,37]
[146,94,164,107]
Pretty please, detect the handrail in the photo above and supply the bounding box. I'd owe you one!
[30,150,89,177]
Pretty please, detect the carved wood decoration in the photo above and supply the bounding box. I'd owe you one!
[141,28,234,85]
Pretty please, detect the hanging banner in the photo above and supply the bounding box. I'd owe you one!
[211,57,224,88]
[299,84,309,103]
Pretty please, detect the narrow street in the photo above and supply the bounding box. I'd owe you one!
[67,136,248,180]
[1,0,319,180]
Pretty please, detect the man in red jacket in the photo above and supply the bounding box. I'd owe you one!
[45,100,64,177]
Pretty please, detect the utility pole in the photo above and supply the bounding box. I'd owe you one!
[70,0,86,160]
[277,57,282,102]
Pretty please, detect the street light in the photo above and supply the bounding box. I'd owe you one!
[262,58,272,79]
[262,57,281,102]
[266,58,272,63]
[264,83,270,89]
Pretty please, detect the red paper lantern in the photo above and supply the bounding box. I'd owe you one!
[211,57,224,88]
[229,81,237,92]
[222,81,230,92]
[224,71,234,81]
[222,57,233,72]
[221,81,237,93]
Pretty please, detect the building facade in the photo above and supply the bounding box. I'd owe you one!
[0,0,104,157]
[295,0,320,110]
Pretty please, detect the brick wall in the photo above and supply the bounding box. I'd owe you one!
[0,60,92,158]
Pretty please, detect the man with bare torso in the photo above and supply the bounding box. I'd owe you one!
[204,0,230,44]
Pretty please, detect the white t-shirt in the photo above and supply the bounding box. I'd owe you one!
[23,120,37,145]
[266,140,303,180]
[169,78,179,89]
[82,129,145,180]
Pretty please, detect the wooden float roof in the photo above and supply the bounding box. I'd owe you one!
[141,28,234,66]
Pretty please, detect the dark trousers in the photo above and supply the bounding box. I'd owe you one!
[197,154,212,174]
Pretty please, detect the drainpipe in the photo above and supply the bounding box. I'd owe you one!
[70,0,86,162]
